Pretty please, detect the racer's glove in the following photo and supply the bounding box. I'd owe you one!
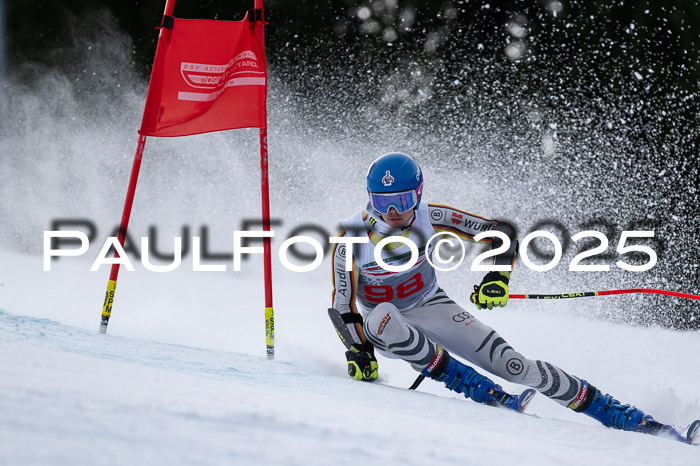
[345,341,378,381]
[470,271,510,310]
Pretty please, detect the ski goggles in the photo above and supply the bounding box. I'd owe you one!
[369,190,419,215]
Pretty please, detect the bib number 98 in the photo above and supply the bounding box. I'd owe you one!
[364,273,424,302]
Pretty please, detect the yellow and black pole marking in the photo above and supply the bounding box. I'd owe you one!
[265,306,275,359]
[100,280,117,334]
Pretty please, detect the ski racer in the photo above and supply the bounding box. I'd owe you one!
[329,152,693,439]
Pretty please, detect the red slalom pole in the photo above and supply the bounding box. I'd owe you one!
[99,0,177,334]
[254,0,274,360]
[260,127,274,360]
[509,288,700,301]
[99,134,147,333]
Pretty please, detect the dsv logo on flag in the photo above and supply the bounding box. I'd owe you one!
[139,14,268,136]
[178,51,266,102]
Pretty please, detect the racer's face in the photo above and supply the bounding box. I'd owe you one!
[381,207,414,228]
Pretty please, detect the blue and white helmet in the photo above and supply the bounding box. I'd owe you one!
[366,152,424,215]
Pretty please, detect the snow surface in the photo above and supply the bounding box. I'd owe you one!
[1,250,699,465]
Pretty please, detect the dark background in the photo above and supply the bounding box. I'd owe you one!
[4,1,697,159]
[5,1,698,89]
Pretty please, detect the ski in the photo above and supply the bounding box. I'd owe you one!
[688,420,700,445]
[647,419,700,445]
[497,387,536,413]
[516,388,537,413]
[669,419,700,445]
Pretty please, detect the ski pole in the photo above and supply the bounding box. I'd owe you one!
[409,374,425,390]
[509,288,700,300]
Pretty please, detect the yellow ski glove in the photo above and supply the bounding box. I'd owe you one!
[345,343,378,381]
[471,271,510,310]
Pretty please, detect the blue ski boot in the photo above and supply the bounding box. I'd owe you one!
[422,347,535,413]
[571,381,700,443]
[572,381,658,432]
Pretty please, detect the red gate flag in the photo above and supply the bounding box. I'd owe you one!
[140,12,267,137]
[99,2,276,359]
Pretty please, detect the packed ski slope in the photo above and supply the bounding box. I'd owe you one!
[1,250,698,465]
